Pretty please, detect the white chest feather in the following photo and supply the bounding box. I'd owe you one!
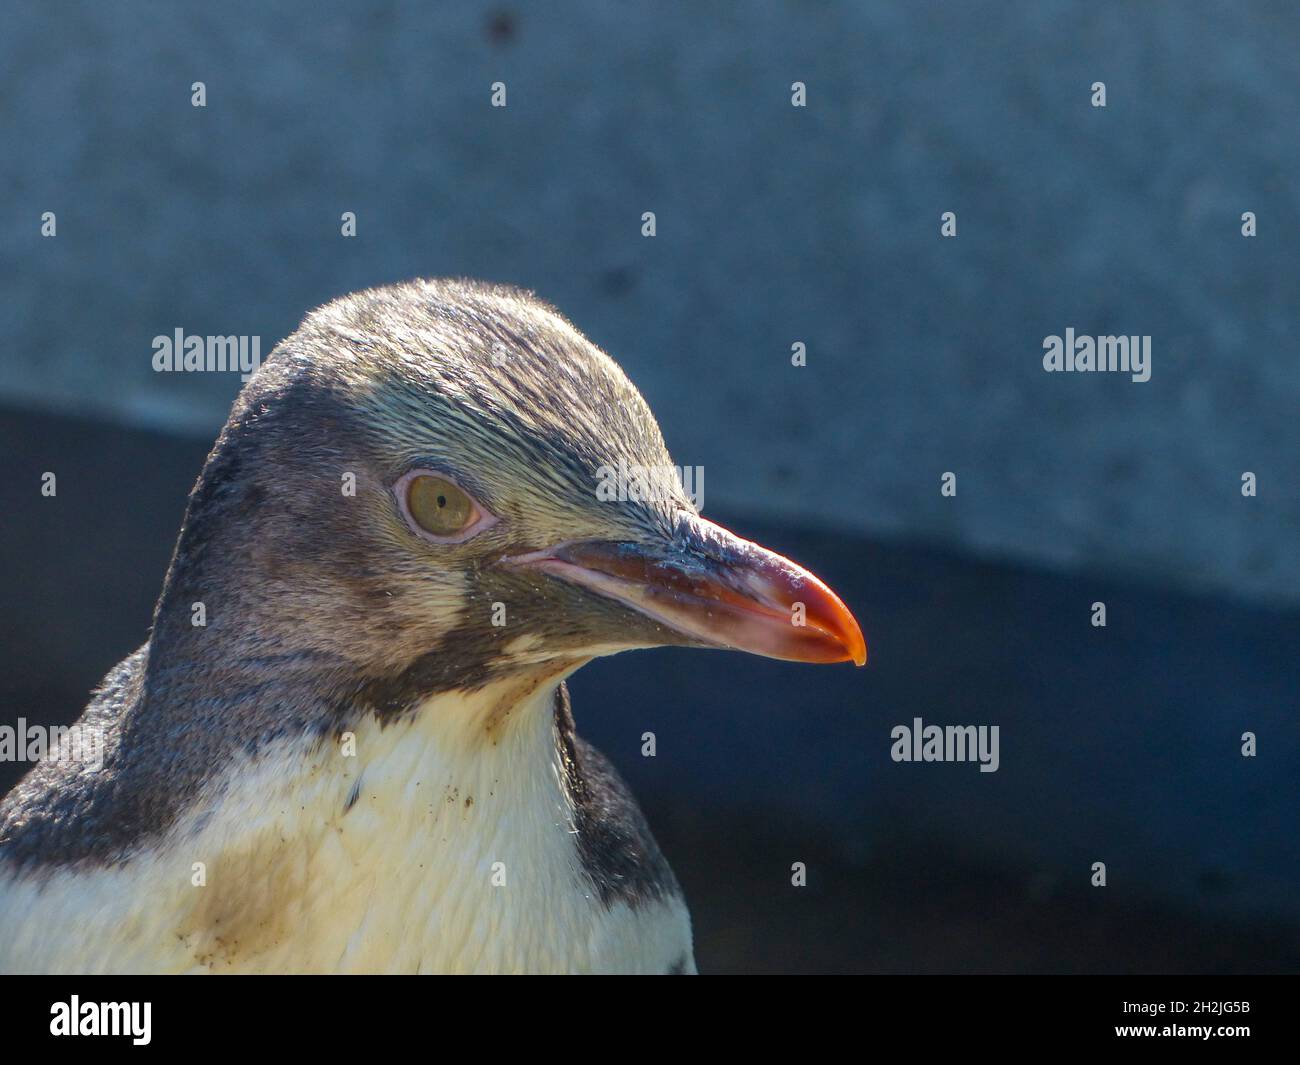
[0,681,693,974]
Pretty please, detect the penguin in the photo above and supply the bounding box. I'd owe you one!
[0,279,865,974]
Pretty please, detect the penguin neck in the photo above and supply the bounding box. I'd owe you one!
[136,599,591,797]
[3,672,611,973]
[170,671,601,972]
[3,611,584,876]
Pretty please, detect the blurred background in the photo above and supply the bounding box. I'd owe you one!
[1,0,1297,972]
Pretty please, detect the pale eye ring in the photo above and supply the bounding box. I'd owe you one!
[394,469,497,544]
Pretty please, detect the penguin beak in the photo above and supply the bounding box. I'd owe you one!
[504,512,867,666]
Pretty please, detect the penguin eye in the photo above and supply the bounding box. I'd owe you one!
[396,471,495,544]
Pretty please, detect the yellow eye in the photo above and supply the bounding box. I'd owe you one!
[405,475,477,538]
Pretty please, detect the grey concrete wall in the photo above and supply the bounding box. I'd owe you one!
[3,0,1297,602]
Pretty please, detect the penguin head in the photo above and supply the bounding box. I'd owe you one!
[155,279,863,711]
